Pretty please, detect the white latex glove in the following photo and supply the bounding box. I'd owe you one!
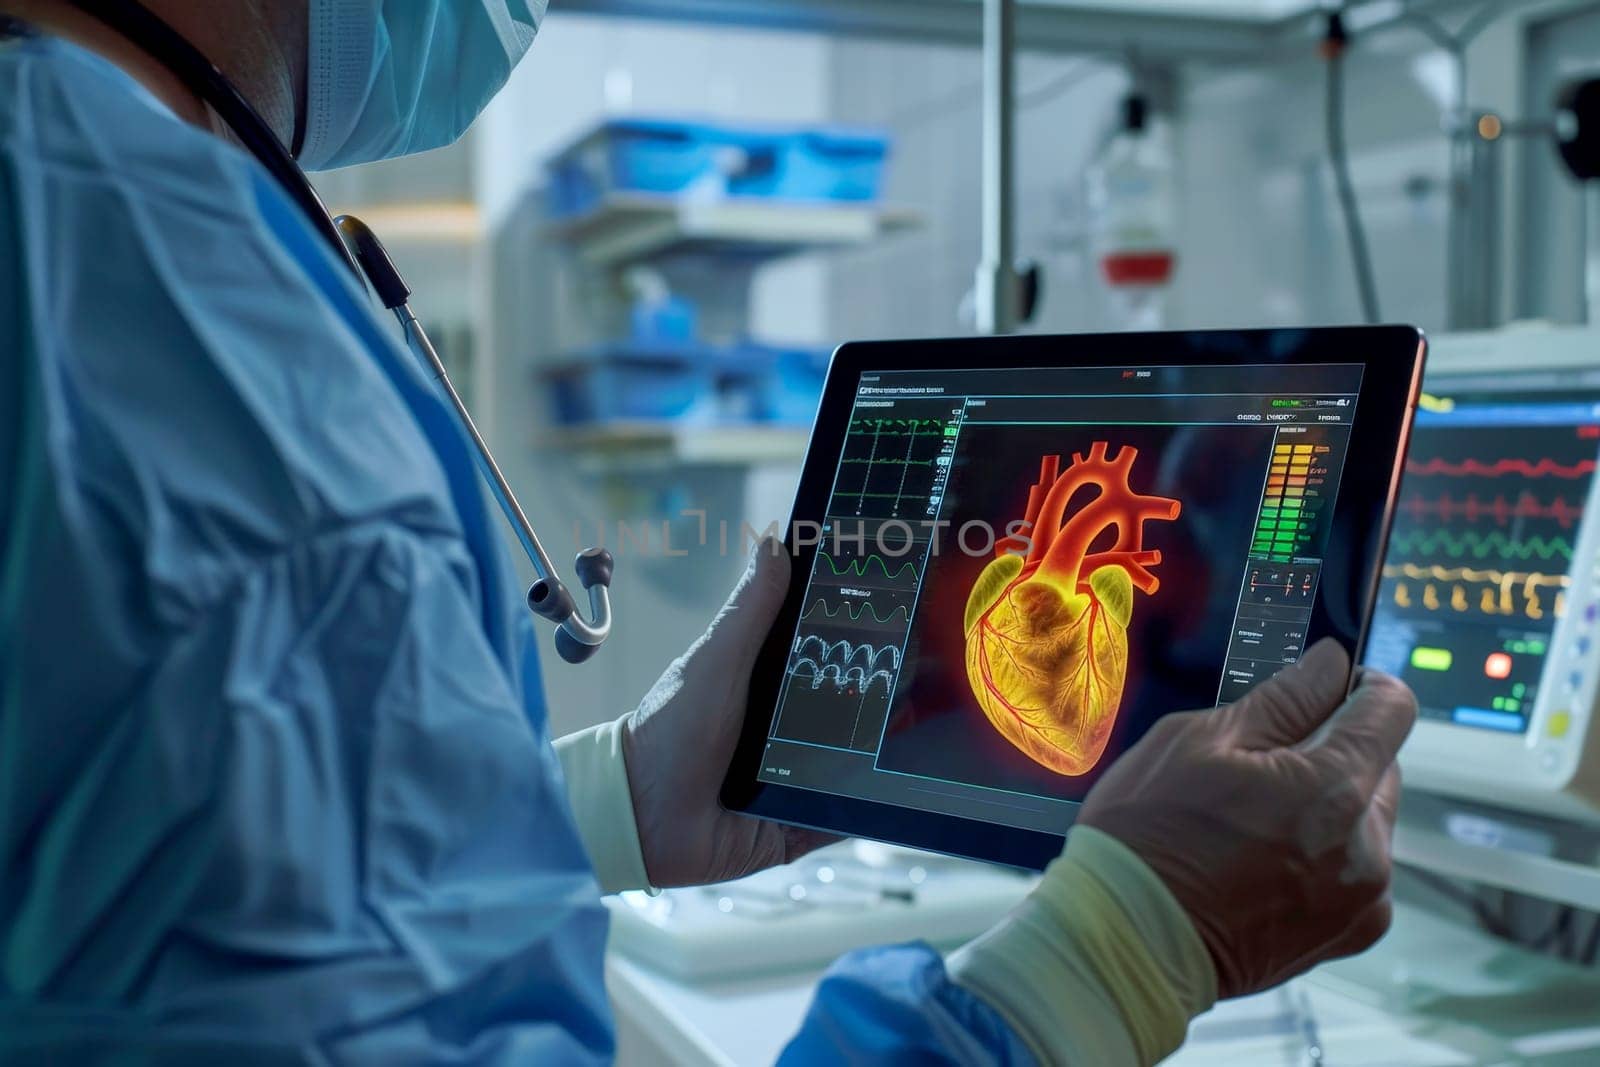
[1078,637,1417,1000]
[950,640,1417,1066]
[621,538,834,888]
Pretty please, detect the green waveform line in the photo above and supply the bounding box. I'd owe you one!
[800,599,911,624]
[1392,530,1575,562]
[841,457,935,466]
[850,418,947,435]
[821,554,920,580]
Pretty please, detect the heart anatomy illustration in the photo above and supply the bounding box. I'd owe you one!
[963,443,1182,776]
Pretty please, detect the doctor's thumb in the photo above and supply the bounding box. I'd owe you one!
[732,535,791,620]
[691,536,791,676]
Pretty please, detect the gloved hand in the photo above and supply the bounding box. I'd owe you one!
[621,538,834,888]
[1078,637,1417,1000]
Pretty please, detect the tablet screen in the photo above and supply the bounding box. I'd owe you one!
[757,361,1367,835]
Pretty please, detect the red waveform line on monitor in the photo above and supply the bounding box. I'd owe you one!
[1399,492,1586,528]
[1406,457,1598,479]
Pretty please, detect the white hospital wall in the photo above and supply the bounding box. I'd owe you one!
[822,10,1573,340]
[825,38,1131,339]
[1171,34,1451,331]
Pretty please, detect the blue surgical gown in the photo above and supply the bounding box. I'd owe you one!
[0,34,1032,1066]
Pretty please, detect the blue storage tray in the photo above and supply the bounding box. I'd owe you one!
[715,344,830,425]
[546,347,716,425]
[547,118,890,219]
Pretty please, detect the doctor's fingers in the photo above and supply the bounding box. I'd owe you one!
[1305,672,1417,801]
[1345,763,1402,885]
[1306,763,1402,927]
[1222,638,1352,751]
[1322,891,1396,962]
[707,537,790,633]
[678,536,791,680]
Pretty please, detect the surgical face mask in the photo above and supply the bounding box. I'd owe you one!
[300,0,546,171]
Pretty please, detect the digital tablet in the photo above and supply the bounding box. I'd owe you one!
[722,327,1426,870]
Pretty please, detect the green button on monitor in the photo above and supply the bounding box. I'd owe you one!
[1410,647,1453,672]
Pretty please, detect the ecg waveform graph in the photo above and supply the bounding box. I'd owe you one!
[818,553,920,583]
[769,396,965,756]
[800,599,911,629]
[1398,493,1585,529]
[1383,421,1597,625]
[1406,457,1598,479]
[1389,531,1575,563]
[773,637,900,753]
[1383,563,1571,622]
[836,415,951,519]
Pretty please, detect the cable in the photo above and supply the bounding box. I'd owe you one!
[1322,10,1383,325]
[1397,867,1511,937]
[1016,61,1105,110]
[1581,913,1600,967]
[1529,905,1576,955]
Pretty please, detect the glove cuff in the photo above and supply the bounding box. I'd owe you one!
[948,826,1217,1066]
[553,717,655,895]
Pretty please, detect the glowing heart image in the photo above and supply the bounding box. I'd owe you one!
[963,443,1182,776]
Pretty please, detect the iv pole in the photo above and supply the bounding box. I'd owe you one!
[976,0,1019,335]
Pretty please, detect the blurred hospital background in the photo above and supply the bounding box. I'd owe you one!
[311,3,1600,1062]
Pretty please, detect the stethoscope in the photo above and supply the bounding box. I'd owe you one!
[62,1,614,663]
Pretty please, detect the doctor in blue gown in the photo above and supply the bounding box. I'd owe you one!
[0,2,1418,1064]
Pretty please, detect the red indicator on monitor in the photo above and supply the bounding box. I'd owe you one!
[1485,653,1513,680]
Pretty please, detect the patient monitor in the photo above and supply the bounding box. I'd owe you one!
[1370,327,1600,822]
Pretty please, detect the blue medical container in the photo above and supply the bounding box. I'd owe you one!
[546,346,716,425]
[630,295,699,345]
[717,343,831,425]
[547,118,891,218]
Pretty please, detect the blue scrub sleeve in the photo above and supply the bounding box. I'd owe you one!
[0,35,615,1063]
[778,943,1036,1066]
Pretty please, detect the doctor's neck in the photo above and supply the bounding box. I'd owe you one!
[1,1,306,152]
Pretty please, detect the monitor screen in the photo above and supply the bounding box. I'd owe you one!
[1364,372,1600,735]
[757,361,1365,835]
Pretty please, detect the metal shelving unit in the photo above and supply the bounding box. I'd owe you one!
[554,0,1488,61]
[539,420,812,465]
[546,193,920,269]
[537,194,911,460]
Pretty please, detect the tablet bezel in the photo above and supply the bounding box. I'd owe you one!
[721,326,1427,871]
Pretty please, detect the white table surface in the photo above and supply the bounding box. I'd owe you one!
[607,898,1600,1066]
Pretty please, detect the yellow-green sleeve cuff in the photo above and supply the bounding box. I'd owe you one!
[553,718,654,896]
[948,825,1217,1066]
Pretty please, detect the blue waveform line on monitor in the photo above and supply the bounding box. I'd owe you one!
[791,635,901,674]
[790,661,896,694]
